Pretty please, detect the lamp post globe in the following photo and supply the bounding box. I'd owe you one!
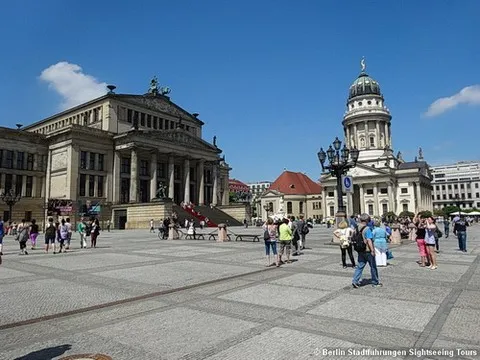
[0,189,22,221]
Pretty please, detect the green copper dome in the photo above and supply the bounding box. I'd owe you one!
[348,72,381,100]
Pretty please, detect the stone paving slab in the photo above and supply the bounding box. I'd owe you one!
[440,308,480,342]
[218,283,331,310]
[308,294,439,331]
[0,266,36,280]
[270,273,349,291]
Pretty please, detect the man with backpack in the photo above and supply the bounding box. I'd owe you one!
[351,213,382,288]
[44,217,56,253]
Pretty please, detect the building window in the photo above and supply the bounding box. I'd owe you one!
[328,191,334,197]
[159,118,164,129]
[5,150,13,169]
[449,194,452,199]
[299,202,303,214]
[442,194,446,200]
[80,151,87,169]
[97,176,104,197]
[368,204,374,215]
[89,153,96,170]
[140,113,145,126]
[174,165,181,180]
[157,163,166,178]
[170,121,175,129]
[79,174,86,196]
[27,153,34,171]
[24,211,32,221]
[4,174,12,191]
[403,204,408,212]
[89,175,95,197]
[442,185,445,190]
[476,183,479,189]
[287,201,293,214]
[460,184,464,189]
[448,185,452,189]
[127,109,133,123]
[121,157,131,174]
[121,178,130,203]
[26,176,33,197]
[467,183,471,189]
[370,137,375,147]
[401,188,408,194]
[468,193,472,199]
[436,195,440,200]
[98,154,104,171]
[329,206,334,216]
[16,152,25,170]
[366,189,374,195]
[153,117,158,129]
[382,203,388,214]
[15,175,23,195]
[0,149,3,168]
[435,185,440,191]
[139,179,149,203]
[380,188,388,194]
[461,193,465,199]
[147,115,152,128]
[454,184,458,189]
[140,160,149,176]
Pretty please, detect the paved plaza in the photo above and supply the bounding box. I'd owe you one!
[1,225,480,360]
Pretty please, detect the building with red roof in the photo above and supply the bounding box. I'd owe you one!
[258,170,323,220]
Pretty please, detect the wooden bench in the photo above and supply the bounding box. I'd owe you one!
[184,233,207,240]
[235,234,260,242]
[208,233,232,241]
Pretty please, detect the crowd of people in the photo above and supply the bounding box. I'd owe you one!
[0,216,102,262]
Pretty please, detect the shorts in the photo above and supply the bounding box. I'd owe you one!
[0,235,3,244]
[416,238,427,257]
[279,240,292,254]
[45,236,56,244]
[426,243,436,247]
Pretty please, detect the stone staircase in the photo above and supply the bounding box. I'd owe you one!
[194,205,243,227]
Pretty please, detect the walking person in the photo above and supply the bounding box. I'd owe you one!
[333,220,356,268]
[372,220,388,267]
[414,214,428,267]
[106,219,111,232]
[352,214,382,288]
[443,218,450,238]
[425,217,438,269]
[150,219,155,233]
[263,218,279,267]
[0,216,5,256]
[29,219,39,250]
[65,217,72,250]
[90,218,100,248]
[278,218,293,264]
[78,217,87,248]
[44,217,56,253]
[58,219,69,253]
[296,215,308,250]
[454,216,469,252]
[16,219,29,255]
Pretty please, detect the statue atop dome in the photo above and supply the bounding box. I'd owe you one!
[361,57,366,72]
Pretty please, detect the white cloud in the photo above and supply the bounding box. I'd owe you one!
[425,85,480,117]
[40,62,107,110]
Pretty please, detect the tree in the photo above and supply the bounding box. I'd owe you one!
[383,211,397,223]
[433,208,445,217]
[418,210,433,218]
[399,211,415,218]
[442,205,459,215]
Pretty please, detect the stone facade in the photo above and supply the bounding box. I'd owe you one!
[320,62,432,218]
[1,87,231,229]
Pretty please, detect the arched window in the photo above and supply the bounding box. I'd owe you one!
[268,202,273,212]
[287,201,293,214]
[370,136,375,147]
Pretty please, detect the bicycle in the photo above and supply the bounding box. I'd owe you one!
[157,227,185,239]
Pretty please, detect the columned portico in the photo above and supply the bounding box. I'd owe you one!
[183,158,190,204]
[359,184,365,213]
[198,160,205,205]
[168,155,174,200]
[212,164,218,206]
[150,152,157,200]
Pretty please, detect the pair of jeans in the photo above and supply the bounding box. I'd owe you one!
[340,245,355,267]
[264,240,277,255]
[352,252,379,285]
[457,231,467,251]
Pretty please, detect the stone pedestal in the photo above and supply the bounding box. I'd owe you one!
[390,224,402,244]
[217,223,228,242]
[168,223,179,240]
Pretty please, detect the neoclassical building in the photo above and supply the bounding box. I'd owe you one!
[0,79,231,228]
[320,60,433,218]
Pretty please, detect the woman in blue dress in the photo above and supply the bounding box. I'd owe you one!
[372,220,388,266]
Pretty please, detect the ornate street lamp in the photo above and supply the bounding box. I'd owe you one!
[0,189,22,221]
[263,203,272,220]
[318,137,359,220]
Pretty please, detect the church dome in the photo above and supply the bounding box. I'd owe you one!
[348,72,381,100]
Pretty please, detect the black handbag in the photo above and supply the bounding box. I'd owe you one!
[263,228,271,241]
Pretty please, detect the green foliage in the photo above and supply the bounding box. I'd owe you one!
[399,211,415,218]
[433,208,445,216]
[418,210,433,218]
[443,205,460,215]
[383,211,397,222]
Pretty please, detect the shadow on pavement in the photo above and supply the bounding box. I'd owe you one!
[14,344,72,360]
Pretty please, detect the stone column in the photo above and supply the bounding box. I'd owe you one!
[415,182,422,212]
[32,176,37,198]
[346,126,350,147]
[388,183,394,213]
[183,158,190,204]
[212,164,218,206]
[353,123,358,147]
[150,152,158,201]
[364,121,369,149]
[359,185,365,214]
[376,122,380,148]
[373,183,379,216]
[21,175,27,197]
[198,160,205,205]
[129,148,138,203]
[384,122,389,147]
[113,151,121,204]
[322,188,327,219]
[94,175,98,197]
[168,155,175,199]
[347,192,353,216]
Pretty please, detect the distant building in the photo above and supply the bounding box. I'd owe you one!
[248,181,271,197]
[259,171,322,220]
[228,178,251,203]
[431,161,480,210]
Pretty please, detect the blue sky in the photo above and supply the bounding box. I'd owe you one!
[1,1,479,183]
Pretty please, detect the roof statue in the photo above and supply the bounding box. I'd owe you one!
[361,57,366,72]
[213,135,217,147]
[418,147,424,160]
[397,151,403,161]
[148,76,159,95]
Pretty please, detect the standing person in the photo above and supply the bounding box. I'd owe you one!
[65,217,72,250]
[454,216,469,253]
[16,219,29,255]
[106,219,111,232]
[44,217,56,253]
[351,214,382,288]
[263,218,279,267]
[278,218,293,264]
[77,217,87,248]
[414,215,428,267]
[0,216,4,256]
[425,217,438,269]
[90,218,100,248]
[333,220,356,268]
[29,219,39,250]
[150,219,155,233]
[58,219,69,253]
[243,218,248,228]
[187,219,196,238]
[372,220,388,267]
[443,218,450,238]
[289,216,301,256]
[296,215,308,250]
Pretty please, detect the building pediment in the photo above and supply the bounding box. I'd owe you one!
[261,189,283,198]
[321,163,390,183]
[117,95,203,125]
